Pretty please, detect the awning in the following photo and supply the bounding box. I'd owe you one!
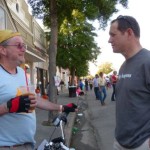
[25,50,46,62]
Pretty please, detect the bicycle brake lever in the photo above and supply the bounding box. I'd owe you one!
[53,113,67,126]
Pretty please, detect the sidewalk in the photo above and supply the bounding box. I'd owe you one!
[70,88,116,150]
[35,88,116,150]
[86,88,116,150]
[35,89,78,149]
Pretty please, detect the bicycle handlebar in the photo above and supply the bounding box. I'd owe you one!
[38,112,75,150]
[52,112,68,127]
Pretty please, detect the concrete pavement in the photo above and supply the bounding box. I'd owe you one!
[35,90,78,149]
[35,87,116,150]
[87,88,116,150]
[71,88,116,150]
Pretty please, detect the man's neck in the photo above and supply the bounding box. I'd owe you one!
[0,63,17,74]
[123,41,143,59]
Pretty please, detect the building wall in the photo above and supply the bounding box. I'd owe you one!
[0,0,17,30]
[1,0,70,94]
[0,0,48,94]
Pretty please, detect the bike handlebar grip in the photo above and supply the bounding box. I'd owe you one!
[63,103,77,114]
[52,113,67,126]
[53,117,61,126]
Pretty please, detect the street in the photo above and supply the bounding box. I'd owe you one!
[71,88,116,150]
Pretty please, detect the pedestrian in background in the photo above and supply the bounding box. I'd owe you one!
[76,85,84,96]
[79,79,84,90]
[85,78,89,91]
[109,15,150,150]
[99,72,107,105]
[60,79,65,92]
[93,74,101,102]
[105,76,111,90]
[111,71,118,101]
[89,78,93,90]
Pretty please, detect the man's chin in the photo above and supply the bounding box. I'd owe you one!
[113,49,119,53]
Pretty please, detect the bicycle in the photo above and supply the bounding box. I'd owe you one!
[37,112,75,150]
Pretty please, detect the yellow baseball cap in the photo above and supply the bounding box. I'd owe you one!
[0,30,21,43]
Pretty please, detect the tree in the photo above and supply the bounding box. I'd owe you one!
[28,0,128,122]
[28,0,58,123]
[56,10,100,84]
[97,62,113,75]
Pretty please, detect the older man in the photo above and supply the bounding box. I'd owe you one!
[0,30,77,149]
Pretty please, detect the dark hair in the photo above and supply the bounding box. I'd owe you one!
[99,72,103,76]
[111,15,140,38]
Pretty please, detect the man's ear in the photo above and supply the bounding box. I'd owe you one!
[127,28,134,36]
[0,45,7,56]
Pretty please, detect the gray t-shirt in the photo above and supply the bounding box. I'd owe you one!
[115,49,150,148]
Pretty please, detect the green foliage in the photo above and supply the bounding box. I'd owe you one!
[28,0,128,29]
[27,0,128,78]
[97,62,113,75]
[76,62,89,77]
[56,10,100,77]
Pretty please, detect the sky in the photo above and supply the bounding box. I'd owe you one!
[29,0,150,76]
[89,0,150,76]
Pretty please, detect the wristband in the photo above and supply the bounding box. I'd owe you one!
[59,105,63,112]
[3,103,9,113]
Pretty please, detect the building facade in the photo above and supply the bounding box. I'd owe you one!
[0,0,70,94]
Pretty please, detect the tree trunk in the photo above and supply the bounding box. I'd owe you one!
[48,0,58,122]
[70,67,75,85]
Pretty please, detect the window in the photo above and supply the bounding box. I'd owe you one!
[0,6,6,29]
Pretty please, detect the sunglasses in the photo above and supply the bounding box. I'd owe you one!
[117,15,132,27]
[3,43,27,50]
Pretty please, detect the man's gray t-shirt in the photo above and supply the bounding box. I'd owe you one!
[115,49,150,148]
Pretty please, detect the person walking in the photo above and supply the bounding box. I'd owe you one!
[99,72,107,105]
[60,79,65,92]
[0,30,77,149]
[93,74,102,103]
[105,76,111,90]
[79,79,84,90]
[85,78,89,91]
[108,15,150,150]
[111,71,118,101]
[89,78,93,90]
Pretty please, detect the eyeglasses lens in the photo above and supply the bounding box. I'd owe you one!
[18,44,27,50]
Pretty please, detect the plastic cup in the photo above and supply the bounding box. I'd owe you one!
[17,85,36,111]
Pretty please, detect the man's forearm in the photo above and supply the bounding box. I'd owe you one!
[36,97,62,112]
[0,103,8,115]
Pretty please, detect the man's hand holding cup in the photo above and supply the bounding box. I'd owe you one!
[7,85,37,113]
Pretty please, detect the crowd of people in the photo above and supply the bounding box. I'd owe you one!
[92,71,118,105]
[51,73,117,102]
[75,71,118,106]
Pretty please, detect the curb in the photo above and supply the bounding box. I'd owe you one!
[64,112,76,147]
